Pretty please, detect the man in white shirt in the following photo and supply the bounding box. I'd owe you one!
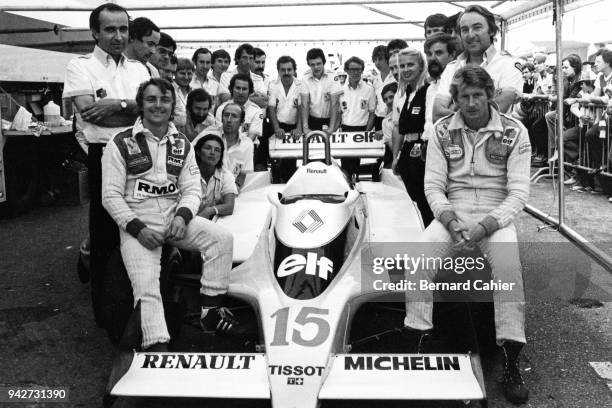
[432,5,523,122]
[268,55,303,181]
[215,73,264,144]
[190,47,230,109]
[221,103,254,190]
[123,17,160,78]
[424,33,459,132]
[62,2,150,325]
[148,32,176,73]
[172,58,194,130]
[301,48,343,136]
[219,43,267,109]
[339,56,376,178]
[371,45,396,132]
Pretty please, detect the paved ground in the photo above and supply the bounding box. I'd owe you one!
[0,178,610,407]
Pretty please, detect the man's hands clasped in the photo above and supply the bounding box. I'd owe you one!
[136,216,187,250]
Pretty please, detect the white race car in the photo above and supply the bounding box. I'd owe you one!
[105,131,487,407]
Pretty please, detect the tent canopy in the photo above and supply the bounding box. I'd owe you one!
[0,0,544,44]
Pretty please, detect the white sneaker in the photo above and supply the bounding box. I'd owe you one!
[563,177,576,185]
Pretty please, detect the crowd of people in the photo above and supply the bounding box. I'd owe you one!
[515,47,612,201]
[62,3,612,405]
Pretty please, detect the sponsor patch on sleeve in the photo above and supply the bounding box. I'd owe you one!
[518,142,531,155]
[189,165,199,175]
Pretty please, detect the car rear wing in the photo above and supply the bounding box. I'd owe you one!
[269,131,384,159]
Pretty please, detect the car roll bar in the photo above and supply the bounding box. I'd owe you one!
[302,130,332,166]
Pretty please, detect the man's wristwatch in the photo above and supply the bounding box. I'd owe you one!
[120,99,127,112]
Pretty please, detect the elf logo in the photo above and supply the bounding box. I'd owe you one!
[277,252,334,280]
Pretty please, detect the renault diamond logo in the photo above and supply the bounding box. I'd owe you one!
[292,209,323,233]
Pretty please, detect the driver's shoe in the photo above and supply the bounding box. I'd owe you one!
[501,341,529,405]
[200,307,246,336]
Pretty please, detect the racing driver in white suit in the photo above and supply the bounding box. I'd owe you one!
[102,78,240,351]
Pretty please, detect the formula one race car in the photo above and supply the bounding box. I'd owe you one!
[104,131,487,407]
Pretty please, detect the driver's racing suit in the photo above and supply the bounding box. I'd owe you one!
[405,107,530,344]
[102,119,233,348]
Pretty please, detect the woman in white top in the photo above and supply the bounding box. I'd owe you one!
[193,133,237,219]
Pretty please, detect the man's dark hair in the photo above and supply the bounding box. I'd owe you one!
[195,134,226,169]
[277,55,297,71]
[192,48,211,64]
[450,66,495,101]
[234,43,255,64]
[459,5,498,41]
[89,2,129,32]
[306,48,326,64]
[222,102,246,124]
[424,32,459,57]
[129,17,159,41]
[425,13,449,32]
[344,56,365,72]
[253,47,266,58]
[600,49,612,67]
[381,82,398,97]
[522,62,535,73]
[187,88,213,116]
[371,45,389,63]
[447,12,460,33]
[212,49,231,63]
[135,78,176,120]
[229,73,254,96]
[158,32,177,52]
[562,54,583,79]
[386,39,408,54]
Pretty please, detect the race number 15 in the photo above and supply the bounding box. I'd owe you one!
[270,307,330,347]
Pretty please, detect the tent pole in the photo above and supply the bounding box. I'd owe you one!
[554,0,565,224]
[500,19,507,51]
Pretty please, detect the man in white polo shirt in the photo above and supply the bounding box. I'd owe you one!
[371,45,396,132]
[301,48,343,136]
[63,2,150,325]
[268,55,302,181]
[339,56,377,179]
[219,43,268,109]
[220,103,254,190]
[190,47,230,110]
[215,73,264,144]
[432,4,523,122]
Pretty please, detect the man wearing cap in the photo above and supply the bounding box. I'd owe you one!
[432,5,523,122]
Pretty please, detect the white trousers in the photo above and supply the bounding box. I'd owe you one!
[405,190,526,344]
[120,214,233,348]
